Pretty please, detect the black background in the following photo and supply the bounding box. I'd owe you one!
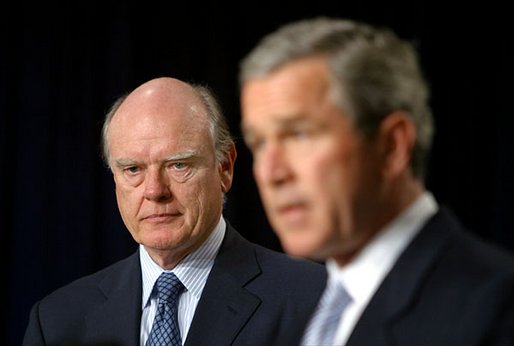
[2,2,513,344]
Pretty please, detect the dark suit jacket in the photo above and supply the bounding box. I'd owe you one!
[23,223,327,346]
[347,207,514,346]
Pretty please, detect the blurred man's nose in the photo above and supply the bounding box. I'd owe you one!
[255,143,293,186]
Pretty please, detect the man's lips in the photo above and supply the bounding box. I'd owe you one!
[278,204,304,213]
[276,202,307,216]
[274,203,309,226]
[141,213,180,221]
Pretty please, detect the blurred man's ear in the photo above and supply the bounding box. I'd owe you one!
[378,111,416,180]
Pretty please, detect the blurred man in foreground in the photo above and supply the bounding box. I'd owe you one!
[240,17,514,345]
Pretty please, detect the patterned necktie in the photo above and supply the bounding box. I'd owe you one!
[301,279,352,346]
[146,272,185,346]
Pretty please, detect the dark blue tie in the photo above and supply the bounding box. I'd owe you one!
[146,272,185,346]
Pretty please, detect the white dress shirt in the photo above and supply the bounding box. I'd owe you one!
[139,216,226,345]
[330,192,438,345]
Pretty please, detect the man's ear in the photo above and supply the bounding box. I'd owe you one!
[378,111,416,180]
[220,142,237,193]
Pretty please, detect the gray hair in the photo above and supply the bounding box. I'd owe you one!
[239,17,434,179]
[101,83,234,169]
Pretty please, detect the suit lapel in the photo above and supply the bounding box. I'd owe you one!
[185,224,262,346]
[347,208,459,345]
[84,251,143,345]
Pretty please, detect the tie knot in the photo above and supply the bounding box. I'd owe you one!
[301,279,352,346]
[322,279,351,311]
[155,272,184,304]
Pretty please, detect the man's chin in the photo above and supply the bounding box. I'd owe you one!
[140,230,181,250]
[278,230,325,259]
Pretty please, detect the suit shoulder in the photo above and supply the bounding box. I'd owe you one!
[223,223,327,280]
[37,252,138,307]
[450,231,514,280]
[426,207,514,277]
[253,244,327,281]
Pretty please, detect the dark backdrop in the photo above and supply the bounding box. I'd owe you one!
[2,2,513,344]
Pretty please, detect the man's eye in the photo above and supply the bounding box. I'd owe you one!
[290,128,308,138]
[125,166,140,174]
[246,137,265,153]
[173,162,187,170]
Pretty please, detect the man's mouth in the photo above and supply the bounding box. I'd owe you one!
[142,213,180,222]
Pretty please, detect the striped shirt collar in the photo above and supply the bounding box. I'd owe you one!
[140,216,226,309]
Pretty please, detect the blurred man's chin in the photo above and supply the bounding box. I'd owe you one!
[279,231,324,260]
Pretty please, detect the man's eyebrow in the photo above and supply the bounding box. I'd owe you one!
[113,150,199,168]
[164,150,199,161]
[114,158,139,167]
[275,113,310,125]
[242,113,310,133]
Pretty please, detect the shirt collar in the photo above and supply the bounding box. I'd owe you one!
[140,216,226,309]
[328,191,438,305]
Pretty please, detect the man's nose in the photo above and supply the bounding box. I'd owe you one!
[143,168,172,202]
[255,142,293,186]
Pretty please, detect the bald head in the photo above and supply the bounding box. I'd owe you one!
[116,77,203,120]
[101,77,233,169]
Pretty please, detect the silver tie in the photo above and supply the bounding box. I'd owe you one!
[301,279,352,346]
